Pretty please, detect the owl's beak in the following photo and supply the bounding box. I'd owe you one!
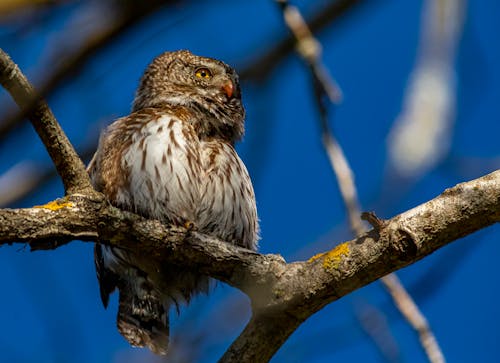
[221,80,234,99]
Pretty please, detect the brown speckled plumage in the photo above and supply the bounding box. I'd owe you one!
[88,50,259,355]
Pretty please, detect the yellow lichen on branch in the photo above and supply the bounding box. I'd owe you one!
[34,199,75,211]
[308,251,326,263]
[308,242,350,270]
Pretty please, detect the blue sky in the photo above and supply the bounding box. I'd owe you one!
[0,1,499,362]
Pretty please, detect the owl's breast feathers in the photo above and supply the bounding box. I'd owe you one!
[88,105,258,249]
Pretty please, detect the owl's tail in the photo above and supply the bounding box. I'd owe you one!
[117,286,170,355]
[95,244,170,355]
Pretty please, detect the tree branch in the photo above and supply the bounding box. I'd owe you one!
[0,48,93,195]
[1,170,498,361]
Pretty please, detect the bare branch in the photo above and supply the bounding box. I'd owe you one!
[381,274,445,363]
[219,312,301,363]
[0,194,281,296]
[6,176,500,281]
[0,48,93,195]
[275,0,342,103]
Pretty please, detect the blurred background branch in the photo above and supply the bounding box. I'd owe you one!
[275,1,445,362]
[387,0,466,179]
[241,0,370,81]
[0,0,63,17]
[0,0,179,144]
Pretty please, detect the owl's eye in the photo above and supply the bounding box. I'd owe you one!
[195,67,212,79]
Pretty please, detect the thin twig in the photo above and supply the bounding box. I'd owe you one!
[0,48,93,195]
[276,1,446,362]
[354,300,402,363]
[382,274,446,363]
[241,0,370,81]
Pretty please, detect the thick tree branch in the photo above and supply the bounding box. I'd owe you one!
[0,194,283,296]
[0,49,93,195]
[0,170,498,361]
[219,312,302,363]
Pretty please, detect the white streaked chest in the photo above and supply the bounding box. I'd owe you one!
[120,115,202,223]
[197,141,258,249]
[114,114,258,249]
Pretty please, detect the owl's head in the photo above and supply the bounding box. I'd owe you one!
[133,50,245,141]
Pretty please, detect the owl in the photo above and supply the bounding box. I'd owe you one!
[87,50,259,355]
